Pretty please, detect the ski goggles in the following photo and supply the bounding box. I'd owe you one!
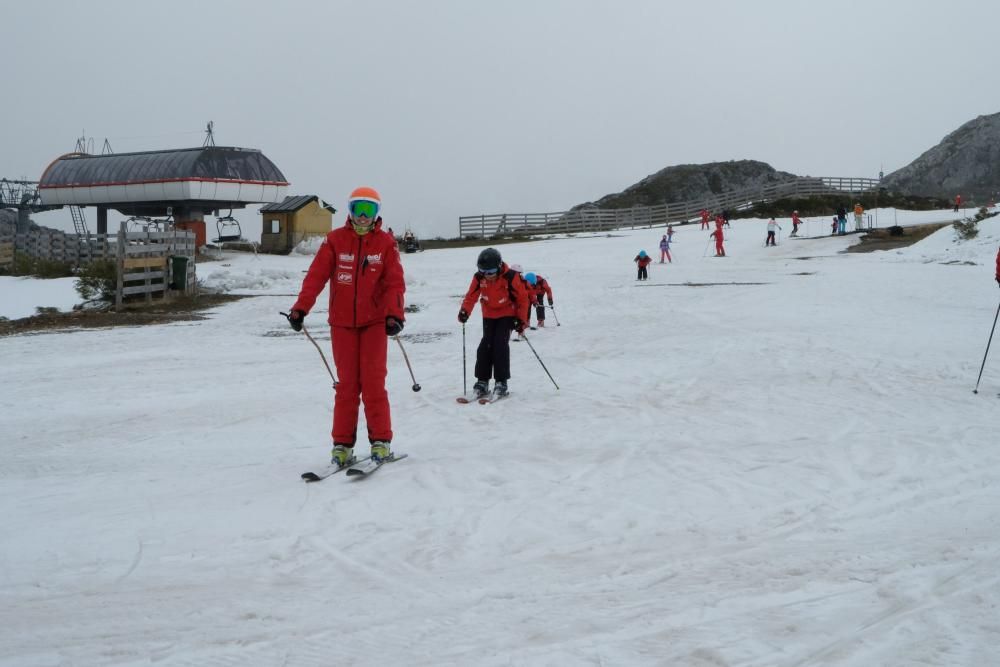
[349,199,379,219]
[480,267,499,276]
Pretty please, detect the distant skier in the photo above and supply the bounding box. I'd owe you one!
[836,205,848,235]
[659,234,672,263]
[790,210,802,237]
[995,245,1000,286]
[634,250,652,279]
[722,210,731,228]
[766,218,782,246]
[853,202,864,231]
[458,248,530,400]
[524,272,554,327]
[955,194,962,212]
[710,228,725,257]
[831,216,839,236]
[286,186,405,468]
[700,208,710,230]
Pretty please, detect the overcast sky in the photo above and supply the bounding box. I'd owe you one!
[3,0,1000,238]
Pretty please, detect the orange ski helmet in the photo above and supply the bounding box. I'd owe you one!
[347,186,381,235]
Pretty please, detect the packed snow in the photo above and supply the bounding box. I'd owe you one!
[2,208,1000,666]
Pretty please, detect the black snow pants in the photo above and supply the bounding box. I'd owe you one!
[475,316,515,382]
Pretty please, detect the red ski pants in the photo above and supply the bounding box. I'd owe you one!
[330,323,391,445]
[715,239,725,256]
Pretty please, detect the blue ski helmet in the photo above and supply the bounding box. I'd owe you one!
[524,272,537,285]
[639,250,647,258]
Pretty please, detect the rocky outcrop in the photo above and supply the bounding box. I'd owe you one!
[574,160,799,210]
[883,112,1000,201]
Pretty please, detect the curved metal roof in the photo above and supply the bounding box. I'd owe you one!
[39,146,289,188]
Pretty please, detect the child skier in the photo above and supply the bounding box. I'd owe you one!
[523,272,554,327]
[659,234,672,263]
[286,186,406,468]
[710,228,725,257]
[634,250,653,280]
[766,218,782,246]
[790,211,802,237]
[458,248,530,400]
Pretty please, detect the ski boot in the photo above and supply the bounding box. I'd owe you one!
[473,380,490,400]
[370,441,392,462]
[493,381,509,399]
[331,444,356,468]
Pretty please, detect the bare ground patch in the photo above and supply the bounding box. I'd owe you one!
[0,293,247,337]
[845,222,952,253]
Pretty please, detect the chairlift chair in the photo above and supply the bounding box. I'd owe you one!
[214,215,243,243]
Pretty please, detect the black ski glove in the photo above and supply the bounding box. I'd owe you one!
[513,319,526,334]
[458,309,469,324]
[385,316,404,336]
[285,309,305,332]
[547,298,553,306]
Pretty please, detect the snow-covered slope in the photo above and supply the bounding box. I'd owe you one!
[2,209,999,666]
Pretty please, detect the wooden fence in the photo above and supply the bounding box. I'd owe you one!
[0,241,12,270]
[114,223,196,309]
[458,176,882,238]
[1,227,116,265]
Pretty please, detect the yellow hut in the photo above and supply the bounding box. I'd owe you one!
[259,195,336,253]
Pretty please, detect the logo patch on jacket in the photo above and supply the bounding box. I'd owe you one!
[337,272,353,284]
[338,253,355,262]
[365,253,382,264]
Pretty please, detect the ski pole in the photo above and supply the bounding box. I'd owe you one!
[973,300,1000,394]
[702,236,712,258]
[462,322,467,396]
[546,304,561,326]
[281,312,338,387]
[520,333,560,390]
[394,335,421,392]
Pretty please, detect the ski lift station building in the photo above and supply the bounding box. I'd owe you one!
[259,195,337,254]
[37,146,290,248]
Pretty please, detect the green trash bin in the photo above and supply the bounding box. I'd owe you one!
[170,256,189,290]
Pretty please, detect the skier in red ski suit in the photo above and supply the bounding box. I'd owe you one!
[287,187,405,466]
[711,228,725,256]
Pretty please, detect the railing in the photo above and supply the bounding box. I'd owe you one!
[458,176,881,238]
[0,225,195,268]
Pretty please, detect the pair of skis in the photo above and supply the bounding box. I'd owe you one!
[456,391,509,405]
[301,453,408,482]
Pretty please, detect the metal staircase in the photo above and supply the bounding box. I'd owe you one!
[69,205,90,236]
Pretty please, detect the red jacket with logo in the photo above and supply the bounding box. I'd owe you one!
[461,263,530,321]
[292,217,405,328]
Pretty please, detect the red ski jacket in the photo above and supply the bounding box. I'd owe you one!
[531,276,553,305]
[292,217,405,328]
[461,263,530,321]
[634,255,653,268]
